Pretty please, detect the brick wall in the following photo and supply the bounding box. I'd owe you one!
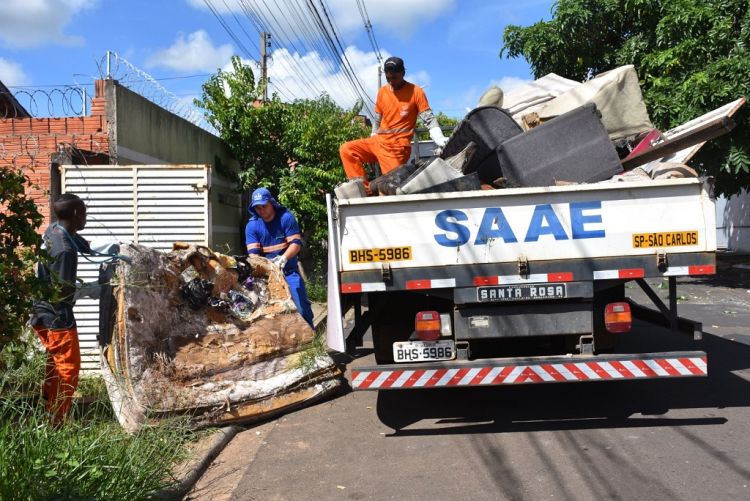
[0,80,110,226]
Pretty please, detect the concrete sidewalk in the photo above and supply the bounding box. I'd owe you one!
[158,301,330,499]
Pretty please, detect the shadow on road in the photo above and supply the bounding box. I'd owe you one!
[683,252,750,290]
[374,331,750,435]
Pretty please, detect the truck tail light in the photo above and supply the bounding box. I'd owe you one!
[415,311,441,341]
[605,302,632,333]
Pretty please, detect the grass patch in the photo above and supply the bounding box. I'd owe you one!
[294,322,329,372]
[306,278,327,303]
[0,337,196,500]
[0,327,45,395]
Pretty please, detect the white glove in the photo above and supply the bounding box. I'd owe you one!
[271,255,287,269]
[429,126,449,148]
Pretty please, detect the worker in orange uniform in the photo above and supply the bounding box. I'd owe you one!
[339,56,448,192]
[30,193,90,426]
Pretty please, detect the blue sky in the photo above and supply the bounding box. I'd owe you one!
[0,0,556,121]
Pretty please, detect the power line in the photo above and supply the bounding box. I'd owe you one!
[248,0,331,101]
[215,0,303,102]
[286,0,363,104]
[248,0,361,106]
[357,0,383,64]
[203,0,258,62]
[304,0,374,114]
[318,0,375,109]
[205,0,296,102]
[200,0,375,114]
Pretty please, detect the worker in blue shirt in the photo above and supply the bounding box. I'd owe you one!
[245,187,314,327]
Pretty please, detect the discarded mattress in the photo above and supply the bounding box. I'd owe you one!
[536,65,653,140]
[99,243,341,433]
[502,72,580,120]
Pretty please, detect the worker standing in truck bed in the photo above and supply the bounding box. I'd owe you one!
[339,56,448,193]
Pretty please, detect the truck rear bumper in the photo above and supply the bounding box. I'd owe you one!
[351,351,707,390]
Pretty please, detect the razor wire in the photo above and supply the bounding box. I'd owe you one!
[0,52,216,135]
[96,51,218,135]
[1,85,91,119]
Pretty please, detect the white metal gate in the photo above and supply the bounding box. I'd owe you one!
[61,164,211,371]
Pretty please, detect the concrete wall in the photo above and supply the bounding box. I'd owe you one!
[105,80,244,254]
[107,80,234,167]
[716,189,750,253]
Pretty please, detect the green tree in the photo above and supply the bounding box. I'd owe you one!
[417,111,460,141]
[0,167,48,351]
[195,56,368,275]
[501,0,750,196]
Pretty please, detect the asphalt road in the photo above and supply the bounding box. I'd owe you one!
[188,257,750,501]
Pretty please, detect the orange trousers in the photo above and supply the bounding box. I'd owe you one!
[339,136,411,182]
[33,326,80,425]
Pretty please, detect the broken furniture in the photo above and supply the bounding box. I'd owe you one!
[99,243,341,433]
[535,65,654,141]
[439,106,522,184]
[496,103,623,187]
[629,97,746,172]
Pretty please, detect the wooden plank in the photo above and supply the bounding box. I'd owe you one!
[622,116,737,170]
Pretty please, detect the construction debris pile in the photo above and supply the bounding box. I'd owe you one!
[335,65,745,198]
[99,242,341,433]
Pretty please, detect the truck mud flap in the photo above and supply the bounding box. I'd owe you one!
[351,351,706,390]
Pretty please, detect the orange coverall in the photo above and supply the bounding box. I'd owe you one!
[340,81,430,183]
[31,223,84,425]
[33,326,80,424]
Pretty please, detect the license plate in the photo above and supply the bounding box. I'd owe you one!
[477,283,567,302]
[348,246,412,263]
[632,231,699,248]
[393,340,455,363]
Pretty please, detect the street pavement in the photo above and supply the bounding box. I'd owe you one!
[187,255,750,501]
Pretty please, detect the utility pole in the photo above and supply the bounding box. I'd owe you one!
[378,65,382,89]
[260,31,270,103]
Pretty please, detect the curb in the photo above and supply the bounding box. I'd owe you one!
[154,303,329,499]
[153,425,243,500]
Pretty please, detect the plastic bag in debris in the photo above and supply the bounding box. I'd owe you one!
[180,278,214,309]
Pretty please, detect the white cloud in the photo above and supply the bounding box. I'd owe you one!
[187,0,455,40]
[492,76,532,95]
[0,0,96,48]
[0,57,30,87]
[437,76,534,118]
[327,0,455,39]
[267,46,442,118]
[217,46,384,117]
[146,30,234,73]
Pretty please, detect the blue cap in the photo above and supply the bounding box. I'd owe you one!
[251,187,273,207]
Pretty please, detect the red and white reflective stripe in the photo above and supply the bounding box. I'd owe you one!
[350,356,707,389]
[405,278,456,290]
[593,268,645,280]
[473,272,573,286]
[340,282,386,294]
[661,265,716,276]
